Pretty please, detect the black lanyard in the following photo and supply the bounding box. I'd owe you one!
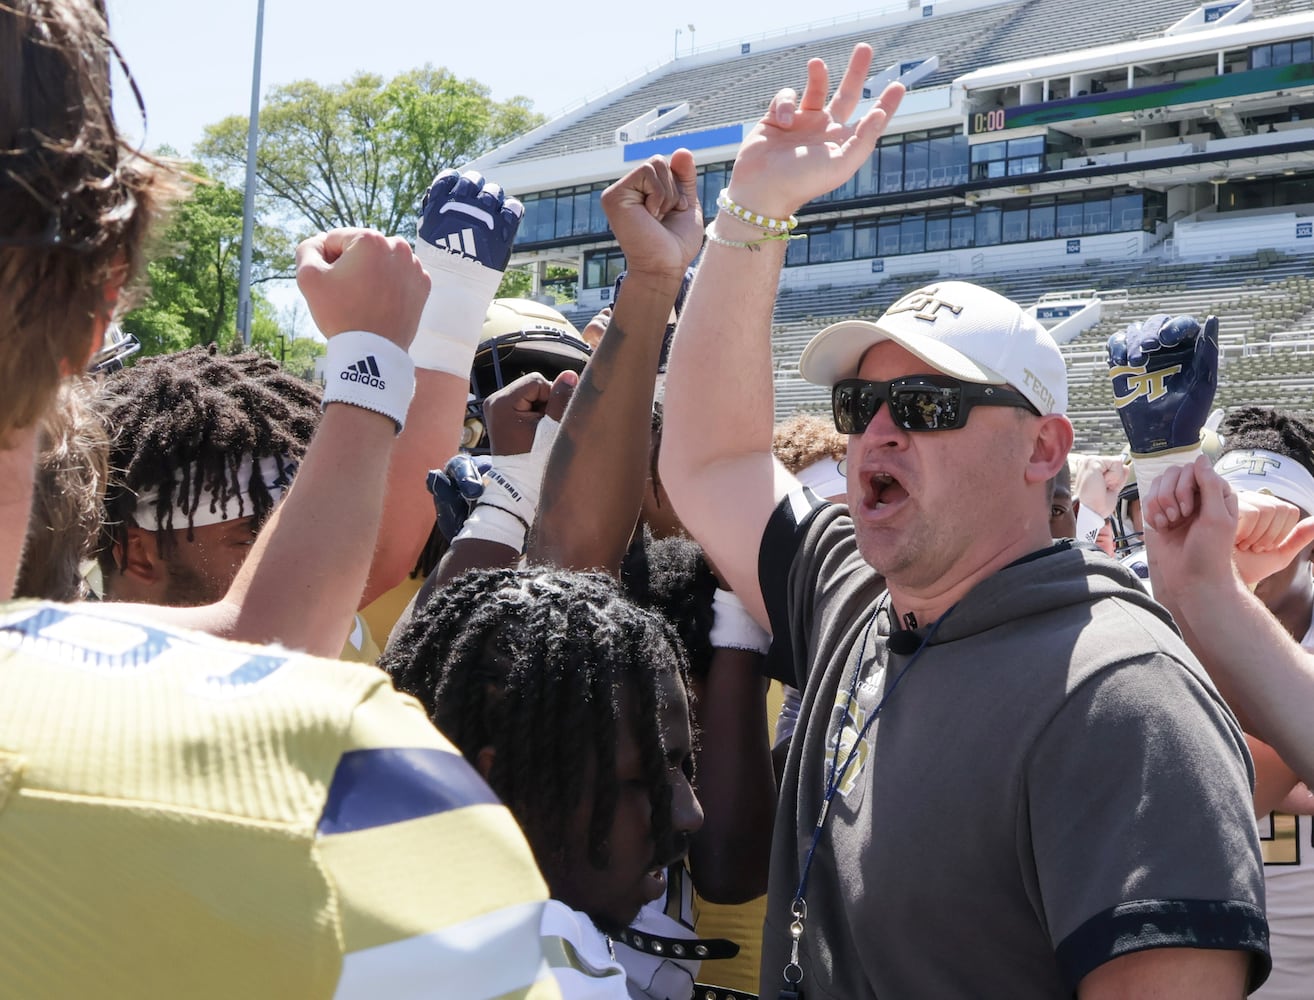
[779,603,953,1000]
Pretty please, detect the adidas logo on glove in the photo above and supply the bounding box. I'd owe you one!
[341,355,386,389]
[432,227,480,262]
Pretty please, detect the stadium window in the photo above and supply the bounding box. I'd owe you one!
[1029,199,1056,240]
[904,131,930,191]
[1110,192,1142,231]
[786,233,809,266]
[1083,197,1110,235]
[950,210,974,249]
[900,213,927,255]
[583,248,626,288]
[879,217,903,256]
[1056,197,1084,238]
[1297,39,1313,62]
[854,222,879,259]
[975,205,1002,246]
[572,187,593,236]
[879,141,903,193]
[519,194,552,244]
[855,153,880,196]
[1002,204,1028,243]
[925,211,951,251]
[554,194,574,239]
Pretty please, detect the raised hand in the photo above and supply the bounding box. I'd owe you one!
[295,228,429,348]
[483,370,577,457]
[601,151,703,284]
[1073,453,1128,520]
[1108,314,1218,456]
[726,43,904,220]
[412,169,524,374]
[1233,491,1314,586]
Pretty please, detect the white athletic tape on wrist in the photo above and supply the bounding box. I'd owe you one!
[1132,444,1203,500]
[321,331,415,433]
[454,501,529,553]
[709,588,771,654]
[412,241,503,374]
[1074,503,1106,546]
[452,416,561,553]
[774,684,803,749]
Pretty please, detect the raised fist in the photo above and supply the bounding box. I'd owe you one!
[1108,314,1218,456]
[417,169,523,273]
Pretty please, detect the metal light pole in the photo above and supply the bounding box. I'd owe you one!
[688,24,696,55]
[236,0,266,345]
[673,27,682,60]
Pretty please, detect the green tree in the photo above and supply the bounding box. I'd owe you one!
[198,66,543,238]
[120,164,289,355]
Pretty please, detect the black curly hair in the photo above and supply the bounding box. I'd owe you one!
[381,567,693,897]
[95,344,321,570]
[621,528,718,678]
[1220,406,1314,479]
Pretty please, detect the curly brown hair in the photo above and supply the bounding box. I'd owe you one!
[0,0,183,443]
[772,411,847,475]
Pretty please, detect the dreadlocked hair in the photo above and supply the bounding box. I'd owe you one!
[621,528,718,678]
[382,567,692,879]
[96,344,322,569]
[1220,406,1314,478]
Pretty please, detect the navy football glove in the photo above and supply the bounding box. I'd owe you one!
[412,169,524,373]
[427,452,493,543]
[1108,314,1218,457]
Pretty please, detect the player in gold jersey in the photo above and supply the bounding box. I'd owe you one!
[0,1,569,995]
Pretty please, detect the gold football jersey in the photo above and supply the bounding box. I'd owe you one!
[0,601,561,1000]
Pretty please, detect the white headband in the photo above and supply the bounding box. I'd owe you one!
[131,454,297,531]
[796,456,847,501]
[1215,449,1314,516]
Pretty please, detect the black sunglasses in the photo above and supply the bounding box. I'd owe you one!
[832,374,1039,434]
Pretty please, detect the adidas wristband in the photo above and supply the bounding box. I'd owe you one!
[1074,503,1105,546]
[412,241,503,375]
[709,588,771,655]
[321,331,415,434]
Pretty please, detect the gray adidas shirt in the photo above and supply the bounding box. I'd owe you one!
[758,493,1269,998]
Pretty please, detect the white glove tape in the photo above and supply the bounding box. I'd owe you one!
[321,331,415,434]
[453,416,561,553]
[412,241,503,374]
[1132,444,1203,500]
[709,588,771,655]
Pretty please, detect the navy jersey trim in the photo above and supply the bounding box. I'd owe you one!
[317,747,500,835]
[1055,898,1270,993]
[759,487,828,686]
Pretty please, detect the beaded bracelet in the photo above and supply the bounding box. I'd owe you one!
[704,220,799,252]
[716,188,799,232]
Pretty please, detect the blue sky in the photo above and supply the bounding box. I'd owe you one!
[108,0,887,158]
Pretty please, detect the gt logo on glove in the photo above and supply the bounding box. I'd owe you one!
[1107,313,1218,457]
[1110,364,1182,408]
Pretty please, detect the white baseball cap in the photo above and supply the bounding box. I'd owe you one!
[797,281,1068,415]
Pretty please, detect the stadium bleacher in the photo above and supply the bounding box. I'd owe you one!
[766,249,1314,452]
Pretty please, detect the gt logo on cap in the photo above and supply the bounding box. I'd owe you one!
[885,287,964,323]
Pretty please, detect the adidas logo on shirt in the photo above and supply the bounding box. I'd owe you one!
[433,227,479,261]
[340,355,386,389]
